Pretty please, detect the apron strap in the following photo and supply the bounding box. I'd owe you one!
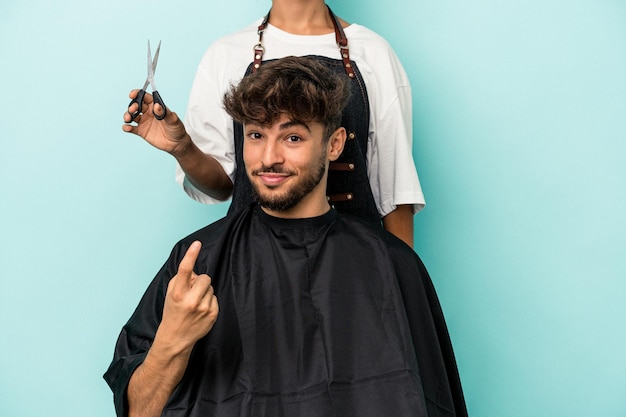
[328,6,356,79]
[252,5,355,78]
[252,13,269,72]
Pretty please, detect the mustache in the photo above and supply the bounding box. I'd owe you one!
[251,164,295,176]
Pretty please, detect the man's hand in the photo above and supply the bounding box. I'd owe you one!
[127,241,219,417]
[156,240,219,354]
[123,89,192,157]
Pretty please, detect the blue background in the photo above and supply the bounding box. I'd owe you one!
[1,1,625,416]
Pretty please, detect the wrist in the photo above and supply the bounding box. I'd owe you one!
[170,134,196,160]
[151,327,196,361]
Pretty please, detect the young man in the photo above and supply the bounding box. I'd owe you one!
[125,0,424,248]
[109,57,466,417]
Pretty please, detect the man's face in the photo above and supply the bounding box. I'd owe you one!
[243,114,329,217]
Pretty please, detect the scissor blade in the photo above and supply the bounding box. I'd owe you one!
[151,41,161,75]
[146,40,153,77]
[148,41,161,83]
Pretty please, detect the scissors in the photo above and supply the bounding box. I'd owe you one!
[128,40,167,121]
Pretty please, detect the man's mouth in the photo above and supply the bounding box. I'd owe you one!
[256,172,291,187]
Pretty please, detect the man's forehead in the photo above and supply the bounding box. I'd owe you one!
[245,115,315,132]
[277,120,312,132]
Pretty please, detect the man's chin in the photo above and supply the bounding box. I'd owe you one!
[252,186,299,211]
[257,195,293,211]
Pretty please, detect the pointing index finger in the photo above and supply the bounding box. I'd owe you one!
[177,241,202,284]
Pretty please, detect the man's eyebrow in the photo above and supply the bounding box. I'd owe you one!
[278,120,311,132]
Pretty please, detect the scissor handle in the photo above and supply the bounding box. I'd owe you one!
[128,89,147,121]
[152,90,167,120]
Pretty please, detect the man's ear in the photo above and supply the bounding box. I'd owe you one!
[327,127,346,161]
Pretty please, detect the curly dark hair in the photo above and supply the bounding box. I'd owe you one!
[223,56,351,141]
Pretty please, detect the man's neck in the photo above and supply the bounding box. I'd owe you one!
[268,0,340,35]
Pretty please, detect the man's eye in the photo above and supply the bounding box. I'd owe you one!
[286,135,302,143]
[248,132,262,140]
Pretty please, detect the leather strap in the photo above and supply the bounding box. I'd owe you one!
[253,5,354,78]
[328,6,355,79]
[252,13,269,72]
[327,193,354,202]
[329,162,355,171]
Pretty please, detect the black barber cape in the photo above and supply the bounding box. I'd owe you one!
[104,204,467,417]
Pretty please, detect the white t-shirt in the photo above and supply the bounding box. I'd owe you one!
[180,19,425,216]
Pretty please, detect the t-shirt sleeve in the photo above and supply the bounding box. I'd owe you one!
[361,33,425,216]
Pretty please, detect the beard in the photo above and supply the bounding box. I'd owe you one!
[250,153,327,212]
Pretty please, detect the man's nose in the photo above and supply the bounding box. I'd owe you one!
[261,139,284,166]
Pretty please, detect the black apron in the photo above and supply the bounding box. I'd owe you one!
[227,6,381,226]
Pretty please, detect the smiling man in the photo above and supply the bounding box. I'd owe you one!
[244,114,335,215]
[223,58,350,219]
[105,57,466,417]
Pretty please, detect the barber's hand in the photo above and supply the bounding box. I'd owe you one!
[123,89,192,156]
[157,241,219,353]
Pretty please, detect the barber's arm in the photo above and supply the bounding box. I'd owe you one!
[383,204,414,248]
[123,90,233,201]
[127,241,219,417]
